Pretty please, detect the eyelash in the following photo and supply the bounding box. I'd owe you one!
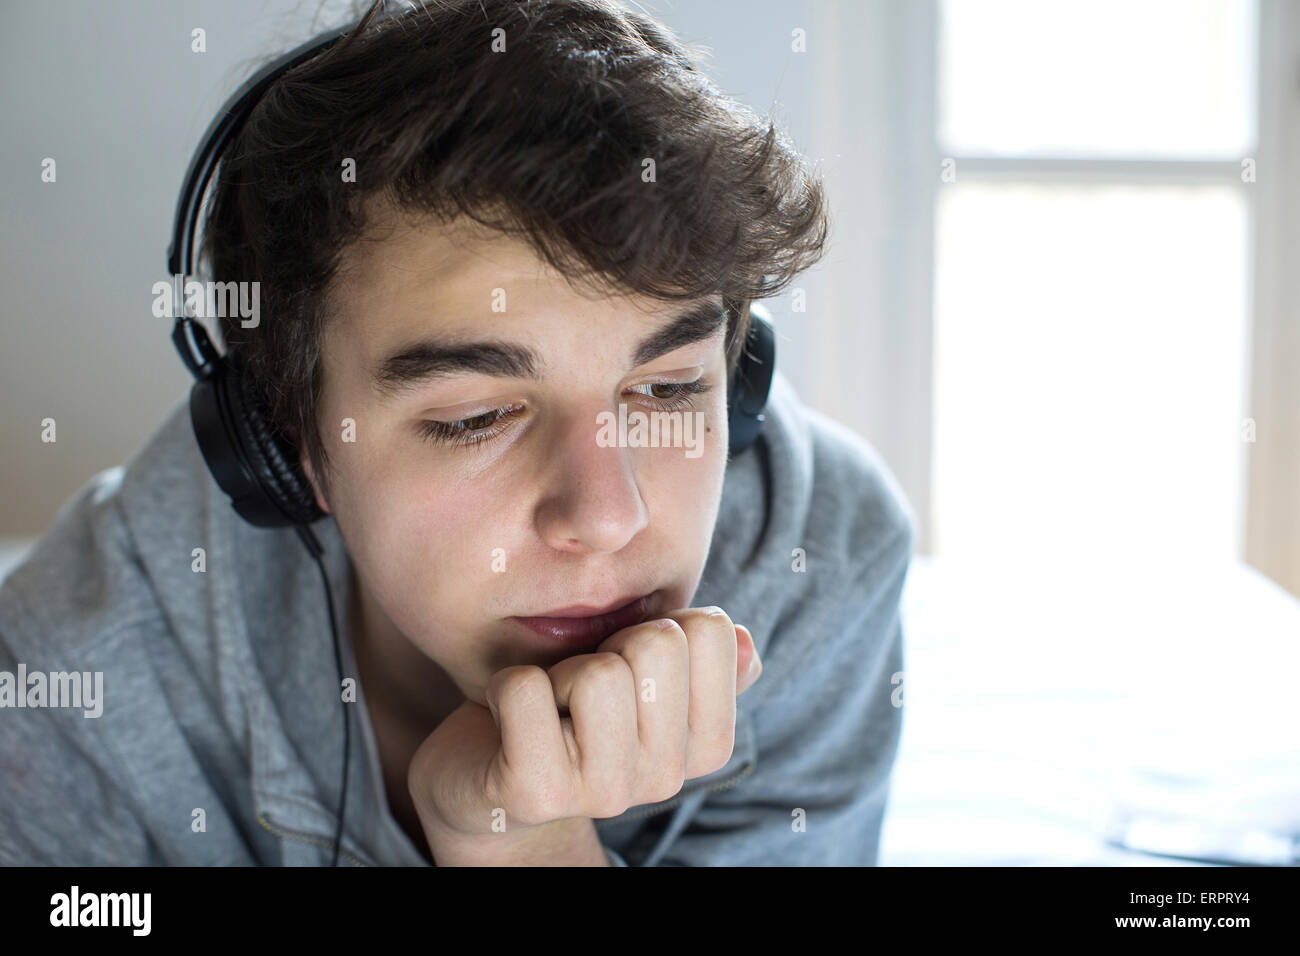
[417,380,715,449]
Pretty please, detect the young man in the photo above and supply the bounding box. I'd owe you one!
[0,0,913,865]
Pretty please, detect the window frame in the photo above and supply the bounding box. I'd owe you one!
[918,0,1295,593]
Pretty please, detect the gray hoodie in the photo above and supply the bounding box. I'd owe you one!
[0,369,913,866]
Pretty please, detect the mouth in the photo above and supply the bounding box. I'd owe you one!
[510,593,656,649]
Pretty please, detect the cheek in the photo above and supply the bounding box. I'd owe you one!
[342,468,503,643]
[367,471,492,572]
[646,414,728,534]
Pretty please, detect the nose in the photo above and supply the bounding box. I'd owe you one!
[534,405,649,553]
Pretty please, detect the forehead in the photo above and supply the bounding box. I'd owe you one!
[321,200,726,392]
[330,201,553,316]
[332,196,685,329]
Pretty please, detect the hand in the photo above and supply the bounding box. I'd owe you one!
[408,606,761,850]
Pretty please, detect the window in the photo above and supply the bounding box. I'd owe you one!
[930,0,1258,574]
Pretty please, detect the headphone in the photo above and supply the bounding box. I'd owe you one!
[167,21,775,867]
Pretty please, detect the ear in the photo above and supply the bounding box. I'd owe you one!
[289,427,332,515]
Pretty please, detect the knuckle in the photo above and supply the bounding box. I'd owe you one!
[488,664,543,696]
[487,665,547,708]
[652,616,686,634]
[676,605,734,635]
[626,620,688,658]
[581,652,631,684]
[653,619,690,646]
[702,605,732,624]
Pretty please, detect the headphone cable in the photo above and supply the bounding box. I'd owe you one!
[294,523,350,867]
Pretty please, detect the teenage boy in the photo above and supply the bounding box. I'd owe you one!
[0,0,913,866]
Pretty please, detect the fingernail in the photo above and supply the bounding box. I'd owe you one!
[745,650,762,681]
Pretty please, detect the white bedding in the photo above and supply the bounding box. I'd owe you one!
[879,554,1300,866]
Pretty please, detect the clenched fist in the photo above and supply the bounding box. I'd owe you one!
[408,605,761,852]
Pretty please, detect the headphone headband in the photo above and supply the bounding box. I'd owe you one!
[168,27,350,280]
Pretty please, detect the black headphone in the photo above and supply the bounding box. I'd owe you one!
[167,22,775,867]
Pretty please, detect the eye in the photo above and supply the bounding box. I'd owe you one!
[627,379,713,412]
[417,402,526,448]
[416,380,715,451]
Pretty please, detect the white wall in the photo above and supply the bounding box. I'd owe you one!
[0,0,359,534]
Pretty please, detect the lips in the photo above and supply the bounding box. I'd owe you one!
[527,594,649,619]
[511,593,655,648]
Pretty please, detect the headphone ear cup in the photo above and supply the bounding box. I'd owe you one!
[726,302,776,457]
[224,351,325,527]
[188,348,324,528]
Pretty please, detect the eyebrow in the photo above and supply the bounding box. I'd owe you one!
[370,298,728,401]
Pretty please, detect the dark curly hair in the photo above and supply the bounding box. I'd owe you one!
[202,0,829,500]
